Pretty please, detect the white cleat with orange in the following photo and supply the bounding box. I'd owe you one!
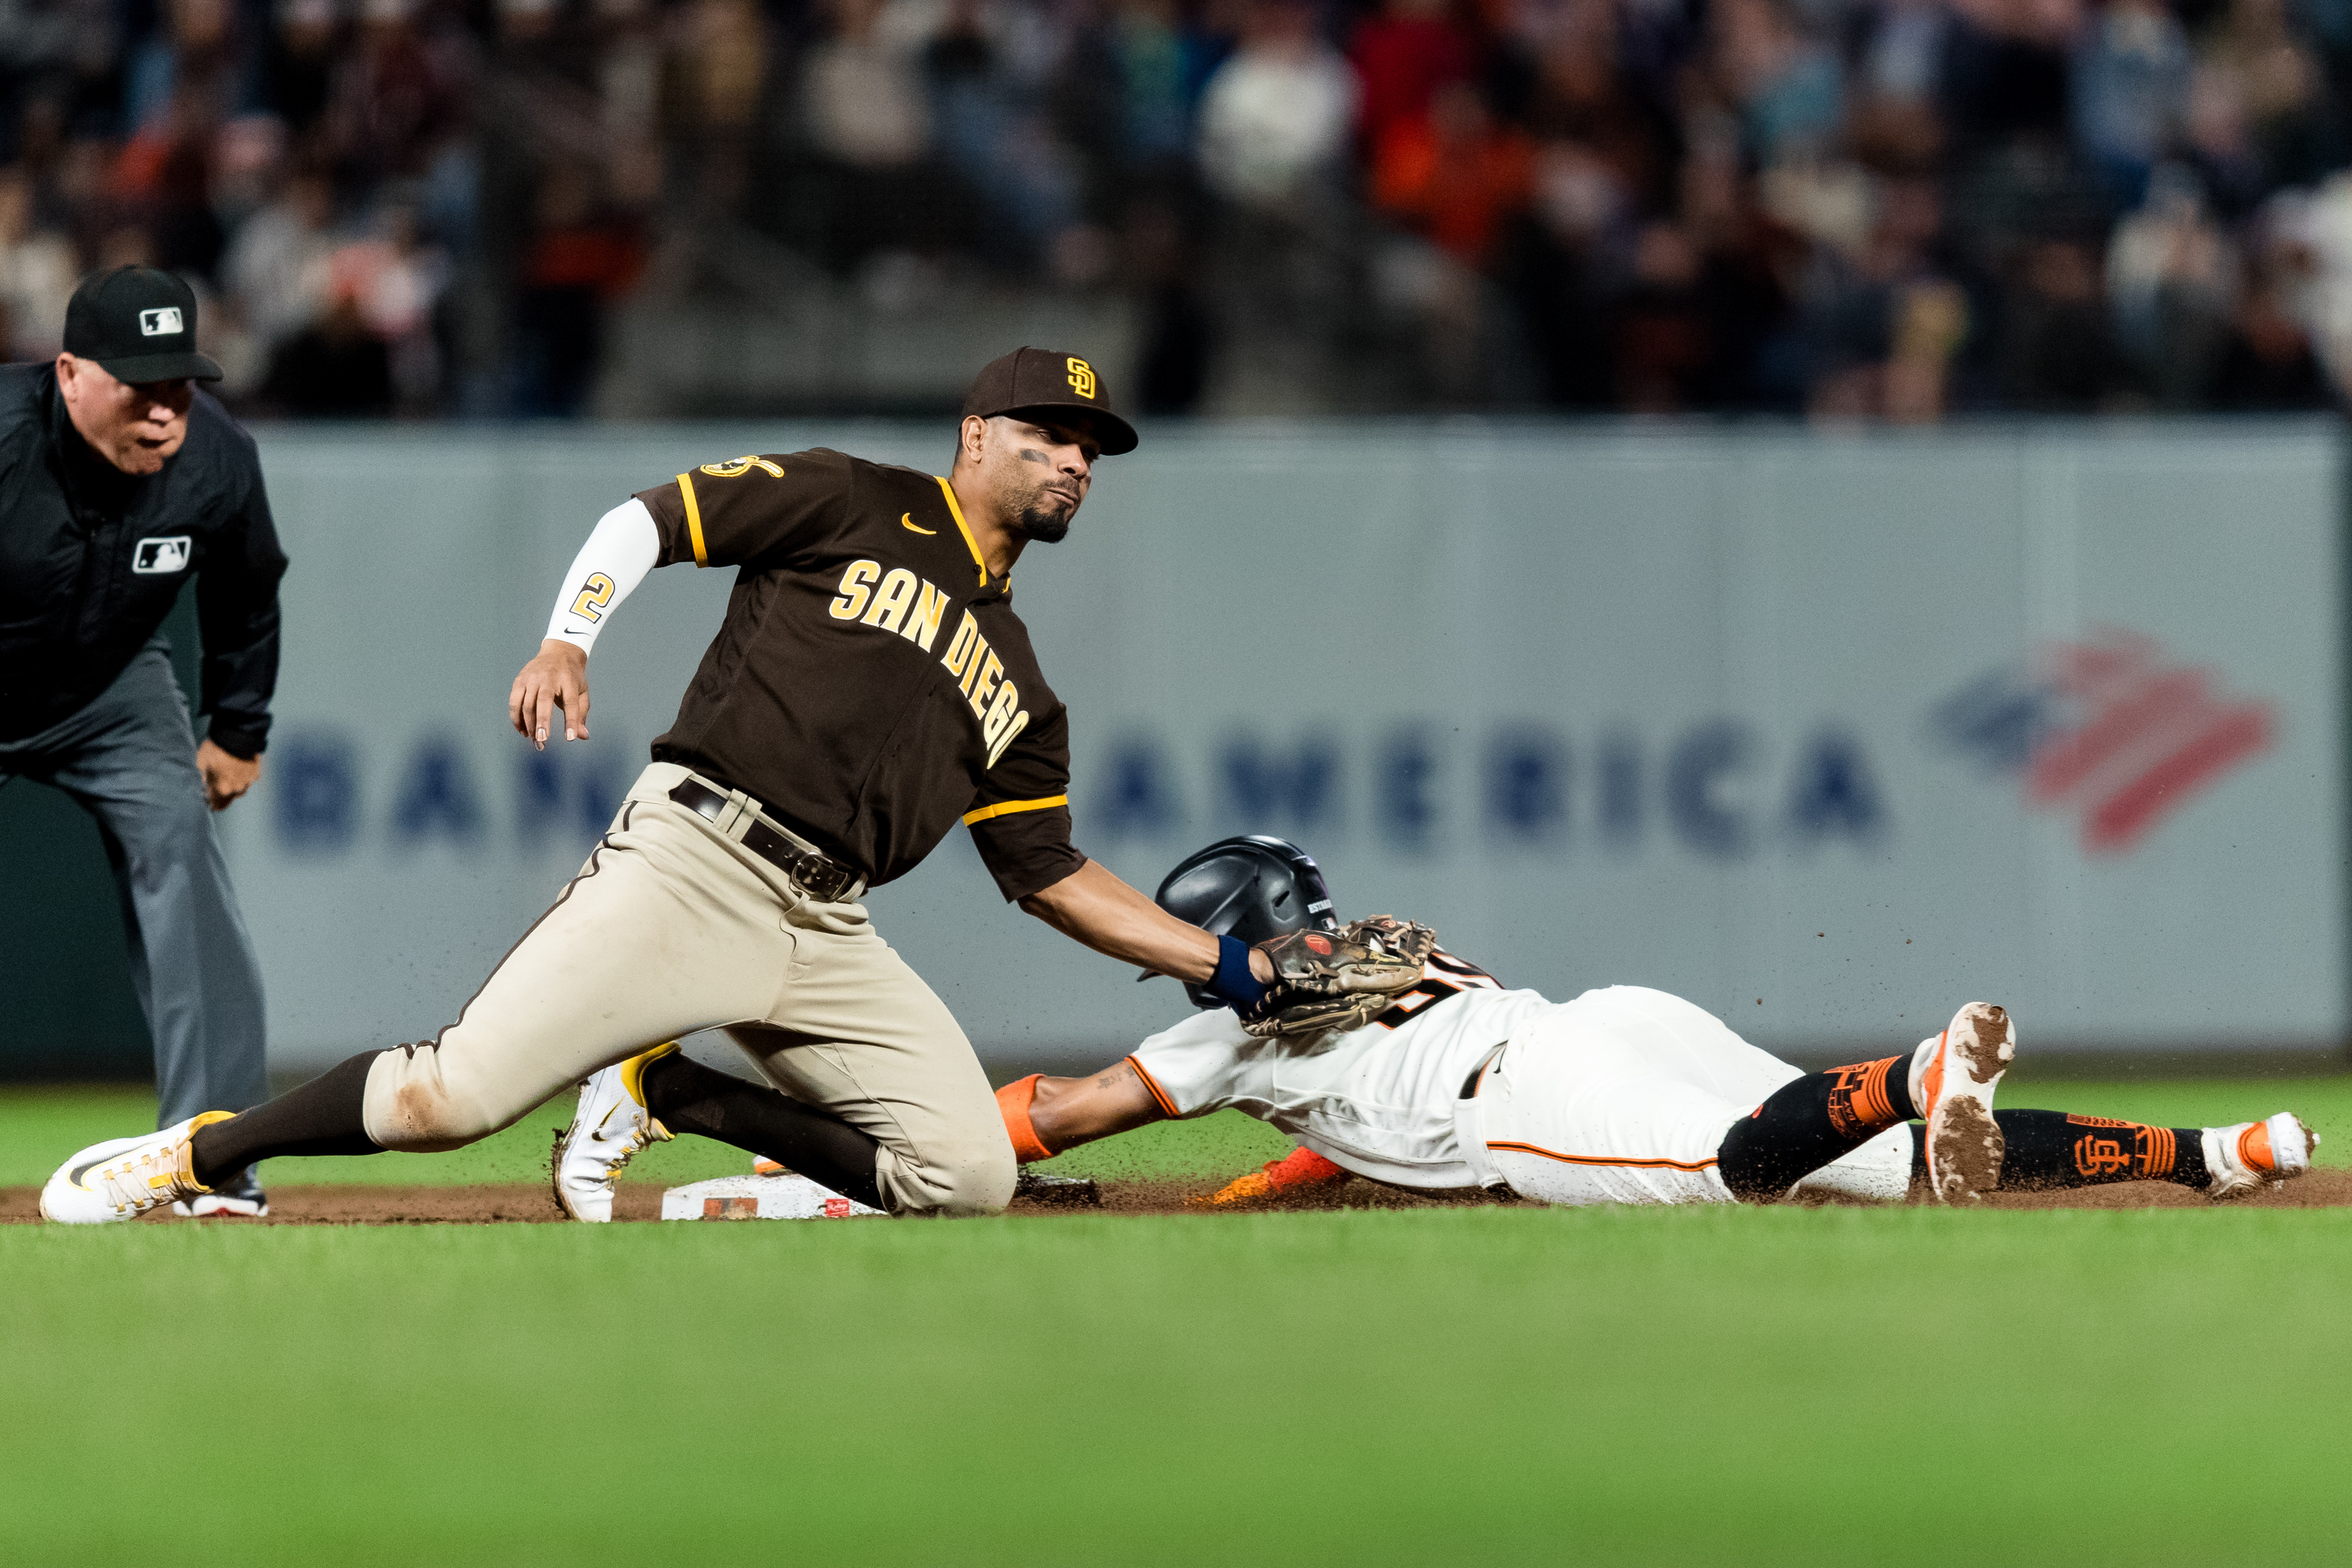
[2203,1113,2318,1199]
[1912,1003,2016,1205]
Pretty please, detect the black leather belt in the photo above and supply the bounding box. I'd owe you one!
[668,778,862,903]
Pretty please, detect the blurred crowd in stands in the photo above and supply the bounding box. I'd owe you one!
[3,0,2349,416]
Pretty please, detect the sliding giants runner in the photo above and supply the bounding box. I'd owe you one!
[998,837,2319,1209]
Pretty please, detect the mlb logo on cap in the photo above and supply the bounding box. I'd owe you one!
[63,266,223,383]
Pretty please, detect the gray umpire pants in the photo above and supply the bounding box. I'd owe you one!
[0,636,270,1128]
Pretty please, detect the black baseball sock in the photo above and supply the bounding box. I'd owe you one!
[1905,1111,2209,1191]
[189,1052,386,1186]
[1718,1053,1920,1202]
[640,1052,886,1212]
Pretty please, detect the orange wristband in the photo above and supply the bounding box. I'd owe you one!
[997,1073,1054,1164]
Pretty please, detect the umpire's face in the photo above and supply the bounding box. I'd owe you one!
[57,353,194,476]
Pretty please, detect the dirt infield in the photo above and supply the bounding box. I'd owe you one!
[0,1177,1501,1223]
[1984,1170,2352,1208]
[7,1169,2352,1223]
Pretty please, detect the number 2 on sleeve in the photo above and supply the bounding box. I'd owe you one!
[570,573,616,623]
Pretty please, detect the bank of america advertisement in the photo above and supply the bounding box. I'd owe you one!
[221,423,2344,1069]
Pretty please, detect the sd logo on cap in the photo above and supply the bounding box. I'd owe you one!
[960,346,1138,455]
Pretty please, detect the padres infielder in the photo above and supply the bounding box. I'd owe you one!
[1000,837,2320,1208]
[40,350,1317,1223]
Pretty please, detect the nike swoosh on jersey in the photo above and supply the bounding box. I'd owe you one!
[901,513,937,535]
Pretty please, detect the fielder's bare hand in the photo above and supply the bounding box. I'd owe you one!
[196,738,261,812]
[511,638,591,749]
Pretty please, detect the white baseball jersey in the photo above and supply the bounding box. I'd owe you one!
[1126,949,1552,1186]
[1126,955,1916,1204]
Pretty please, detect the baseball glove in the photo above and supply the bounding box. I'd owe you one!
[1340,914,1439,967]
[1240,917,1438,1037]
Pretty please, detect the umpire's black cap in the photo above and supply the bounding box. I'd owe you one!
[65,266,224,383]
[962,346,1138,456]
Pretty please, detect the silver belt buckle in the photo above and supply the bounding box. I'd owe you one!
[791,854,856,903]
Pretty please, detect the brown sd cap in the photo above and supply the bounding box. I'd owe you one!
[960,346,1139,456]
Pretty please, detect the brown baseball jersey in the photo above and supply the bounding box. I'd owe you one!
[633,448,1082,900]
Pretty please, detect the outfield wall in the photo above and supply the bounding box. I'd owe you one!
[12,420,2346,1074]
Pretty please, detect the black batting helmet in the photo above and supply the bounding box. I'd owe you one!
[1153,836,1339,1008]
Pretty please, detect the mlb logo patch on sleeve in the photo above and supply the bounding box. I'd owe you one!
[133,536,191,573]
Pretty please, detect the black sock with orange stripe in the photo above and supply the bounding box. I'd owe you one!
[1717,1056,1919,1202]
[1950,1111,2209,1190]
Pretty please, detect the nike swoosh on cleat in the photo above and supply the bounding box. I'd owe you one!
[67,1158,109,1189]
[901,513,936,535]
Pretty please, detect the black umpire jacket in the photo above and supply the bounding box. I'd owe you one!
[0,364,286,757]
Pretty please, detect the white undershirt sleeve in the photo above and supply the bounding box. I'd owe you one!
[543,497,660,657]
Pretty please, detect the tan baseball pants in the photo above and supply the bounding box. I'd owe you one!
[358,762,1014,1214]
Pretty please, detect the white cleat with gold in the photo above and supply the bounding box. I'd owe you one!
[552,1043,678,1222]
[41,1112,238,1225]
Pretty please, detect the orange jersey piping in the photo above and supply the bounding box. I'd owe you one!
[1487,1140,1720,1172]
[1125,1055,1180,1118]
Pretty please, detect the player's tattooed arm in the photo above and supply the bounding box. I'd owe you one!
[1026,1061,1167,1152]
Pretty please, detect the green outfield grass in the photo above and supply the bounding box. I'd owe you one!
[4,1080,2348,1565]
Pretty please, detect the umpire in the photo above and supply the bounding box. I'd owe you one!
[0,266,286,1216]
